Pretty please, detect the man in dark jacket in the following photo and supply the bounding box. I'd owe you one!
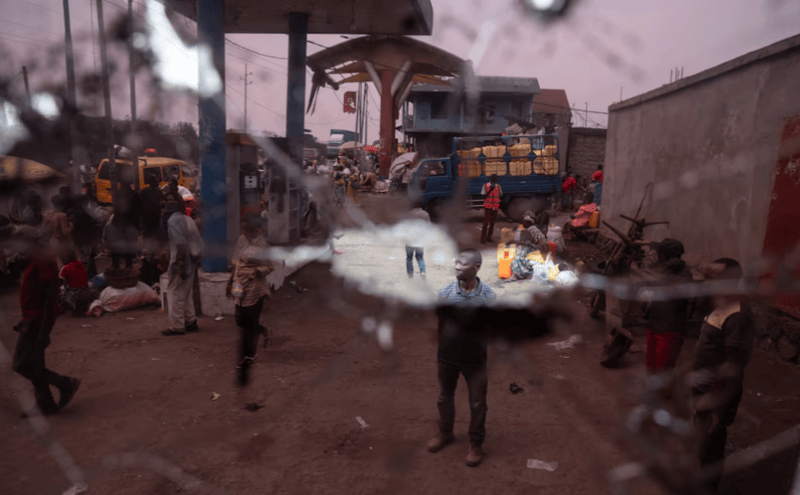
[690,258,754,492]
[13,239,81,417]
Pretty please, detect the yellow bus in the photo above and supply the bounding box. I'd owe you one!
[95,157,196,204]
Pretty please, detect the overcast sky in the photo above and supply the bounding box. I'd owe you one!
[1,0,799,144]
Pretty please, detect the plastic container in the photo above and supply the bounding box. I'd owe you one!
[547,242,557,256]
[589,210,600,228]
[498,249,513,279]
[104,269,140,289]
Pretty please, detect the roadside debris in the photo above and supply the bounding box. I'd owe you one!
[245,403,264,412]
[509,382,525,395]
[62,483,88,495]
[355,416,369,429]
[547,334,582,351]
[210,392,220,401]
[215,316,224,321]
[527,459,559,471]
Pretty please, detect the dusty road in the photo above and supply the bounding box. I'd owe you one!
[1,192,798,495]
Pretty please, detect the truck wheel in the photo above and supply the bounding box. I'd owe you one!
[426,199,444,223]
[505,198,534,222]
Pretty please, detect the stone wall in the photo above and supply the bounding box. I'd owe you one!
[567,128,606,180]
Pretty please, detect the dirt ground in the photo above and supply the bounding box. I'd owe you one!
[1,192,799,495]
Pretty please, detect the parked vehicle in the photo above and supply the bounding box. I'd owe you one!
[327,129,359,157]
[408,134,561,221]
[95,156,195,204]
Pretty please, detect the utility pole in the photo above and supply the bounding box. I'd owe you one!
[22,66,31,105]
[128,0,138,190]
[585,102,588,127]
[363,83,368,146]
[62,0,80,193]
[96,0,117,195]
[241,63,253,133]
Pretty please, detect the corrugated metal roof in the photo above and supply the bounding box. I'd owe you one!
[532,89,571,115]
[410,76,540,95]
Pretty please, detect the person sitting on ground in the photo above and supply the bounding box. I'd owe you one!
[58,248,94,315]
[508,215,548,281]
[360,172,377,190]
[563,191,597,240]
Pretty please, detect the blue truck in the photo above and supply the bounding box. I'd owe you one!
[409,134,561,222]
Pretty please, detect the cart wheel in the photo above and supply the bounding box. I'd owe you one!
[600,327,634,368]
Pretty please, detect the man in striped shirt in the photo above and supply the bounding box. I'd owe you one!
[428,249,496,467]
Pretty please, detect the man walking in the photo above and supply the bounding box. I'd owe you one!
[428,249,496,467]
[13,238,81,417]
[405,207,430,278]
[162,201,204,336]
[227,214,274,387]
[480,174,502,244]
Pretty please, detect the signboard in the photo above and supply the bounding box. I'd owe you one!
[343,91,356,114]
[244,175,258,189]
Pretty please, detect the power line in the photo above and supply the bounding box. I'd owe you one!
[0,19,63,39]
[225,38,287,60]
[20,0,61,14]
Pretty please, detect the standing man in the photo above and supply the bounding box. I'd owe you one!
[139,176,164,286]
[405,207,431,279]
[480,174,502,244]
[561,173,577,211]
[13,237,81,417]
[161,201,204,336]
[591,164,604,206]
[226,214,274,387]
[690,258,754,492]
[428,249,497,467]
[643,239,692,374]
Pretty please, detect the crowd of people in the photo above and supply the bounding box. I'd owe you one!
[4,157,763,492]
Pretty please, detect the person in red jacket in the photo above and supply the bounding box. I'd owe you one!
[480,174,503,244]
[13,240,81,417]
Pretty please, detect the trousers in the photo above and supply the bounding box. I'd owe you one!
[13,320,73,413]
[481,209,499,243]
[405,246,425,275]
[437,361,488,446]
[235,296,267,386]
[696,389,743,491]
[167,267,196,330]
[645,330,684,373]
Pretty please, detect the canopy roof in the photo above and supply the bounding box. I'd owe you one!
[306,35,463,76]
[161,0,433,35]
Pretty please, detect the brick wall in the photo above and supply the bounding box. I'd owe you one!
[567,128,607,180]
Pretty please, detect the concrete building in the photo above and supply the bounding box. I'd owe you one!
[567,128,606,180]
[604,34,800,316]
[403,75,541,157]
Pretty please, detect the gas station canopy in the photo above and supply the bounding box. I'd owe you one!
[163,0,433,35]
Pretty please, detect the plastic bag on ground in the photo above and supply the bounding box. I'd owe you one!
[89,281,160,316]
[556,270,579,287]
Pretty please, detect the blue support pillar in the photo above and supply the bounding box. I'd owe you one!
[286,13,308,161]
[197,0,227,272]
